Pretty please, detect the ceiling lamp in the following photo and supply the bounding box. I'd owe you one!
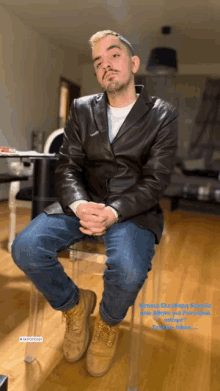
[146,26,178,76]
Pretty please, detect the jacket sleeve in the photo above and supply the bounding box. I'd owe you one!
[106,107,178,221]
[54,99,91,213]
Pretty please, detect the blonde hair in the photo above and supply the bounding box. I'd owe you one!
[89,30,134,57]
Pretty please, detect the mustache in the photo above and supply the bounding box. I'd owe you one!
[103,70,118,80]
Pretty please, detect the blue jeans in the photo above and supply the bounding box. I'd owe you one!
[11,212,155,326]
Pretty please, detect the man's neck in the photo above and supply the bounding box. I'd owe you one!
[106,85,138,108]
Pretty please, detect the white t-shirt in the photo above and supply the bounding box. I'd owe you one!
[107,95,139,143]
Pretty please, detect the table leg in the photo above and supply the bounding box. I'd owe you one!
[31,159,57,220]
[170,196,179,211]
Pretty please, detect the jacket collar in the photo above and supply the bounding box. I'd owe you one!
[93,85,153,146]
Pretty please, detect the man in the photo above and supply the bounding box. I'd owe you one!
[12,30,178,376]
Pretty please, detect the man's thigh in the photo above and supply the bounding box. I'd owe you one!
[12,212,85,256]
[103,221,156,278]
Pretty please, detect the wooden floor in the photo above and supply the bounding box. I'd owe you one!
[0,200,219,391]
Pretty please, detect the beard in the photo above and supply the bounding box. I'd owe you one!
[103,73,133,94]
[105,79,123,93]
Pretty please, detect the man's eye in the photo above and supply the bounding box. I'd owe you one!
[96,63,101,69]
[113,54,120,58]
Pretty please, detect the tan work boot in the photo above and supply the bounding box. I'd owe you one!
[86,313,120,376]
[62,289,97,362]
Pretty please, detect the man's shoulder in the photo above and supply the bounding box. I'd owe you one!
[152,96,177,115]
[74,93,103,107]
[139,86,177,113]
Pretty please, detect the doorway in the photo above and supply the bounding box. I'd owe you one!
[58,77,81,128]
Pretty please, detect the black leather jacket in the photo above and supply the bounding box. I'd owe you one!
[44,85,178,244]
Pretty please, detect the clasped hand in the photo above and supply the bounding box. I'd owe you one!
[76,202,117,236]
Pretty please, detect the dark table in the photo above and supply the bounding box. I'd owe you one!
[0,174,28,184]
[0,153,58,219]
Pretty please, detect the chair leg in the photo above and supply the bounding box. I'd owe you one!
[127,224,167,388]
[8,181,20,252]
[24,283,45,363]
[152,244,163,308]
[69,248,81,287]
[127,280,147,391]
[152,227,167,321]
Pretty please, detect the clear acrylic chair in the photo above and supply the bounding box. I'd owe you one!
[24,223,167,391]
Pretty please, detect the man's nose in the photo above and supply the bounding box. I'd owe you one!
[102,59,112,70]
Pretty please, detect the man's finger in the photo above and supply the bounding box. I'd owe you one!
[80,213,107,222]
[79,227,92,235]
[87,208,106,214]
[79,226,106,236]
[88,202,105,208]
[80,222,106,232]
[80,219,106,228]
[81,214,107,222]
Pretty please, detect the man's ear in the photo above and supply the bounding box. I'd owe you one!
[132,55,140,74]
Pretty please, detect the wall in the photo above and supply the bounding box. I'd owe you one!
[81,64,101,96]
[0,6,82,199]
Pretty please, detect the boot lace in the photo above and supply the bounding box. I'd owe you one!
[94,319,117,347]
[63,308,80,333]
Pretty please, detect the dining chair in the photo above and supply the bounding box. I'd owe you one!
[24,221,167,391]
[7,128,64,252]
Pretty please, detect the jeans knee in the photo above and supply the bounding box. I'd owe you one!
[104,264,146,292]
[11,233,34,271]
[121,267,146,291]
[11,235,20,262]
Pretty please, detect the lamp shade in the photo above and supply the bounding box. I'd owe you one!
[146,47,178,76]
